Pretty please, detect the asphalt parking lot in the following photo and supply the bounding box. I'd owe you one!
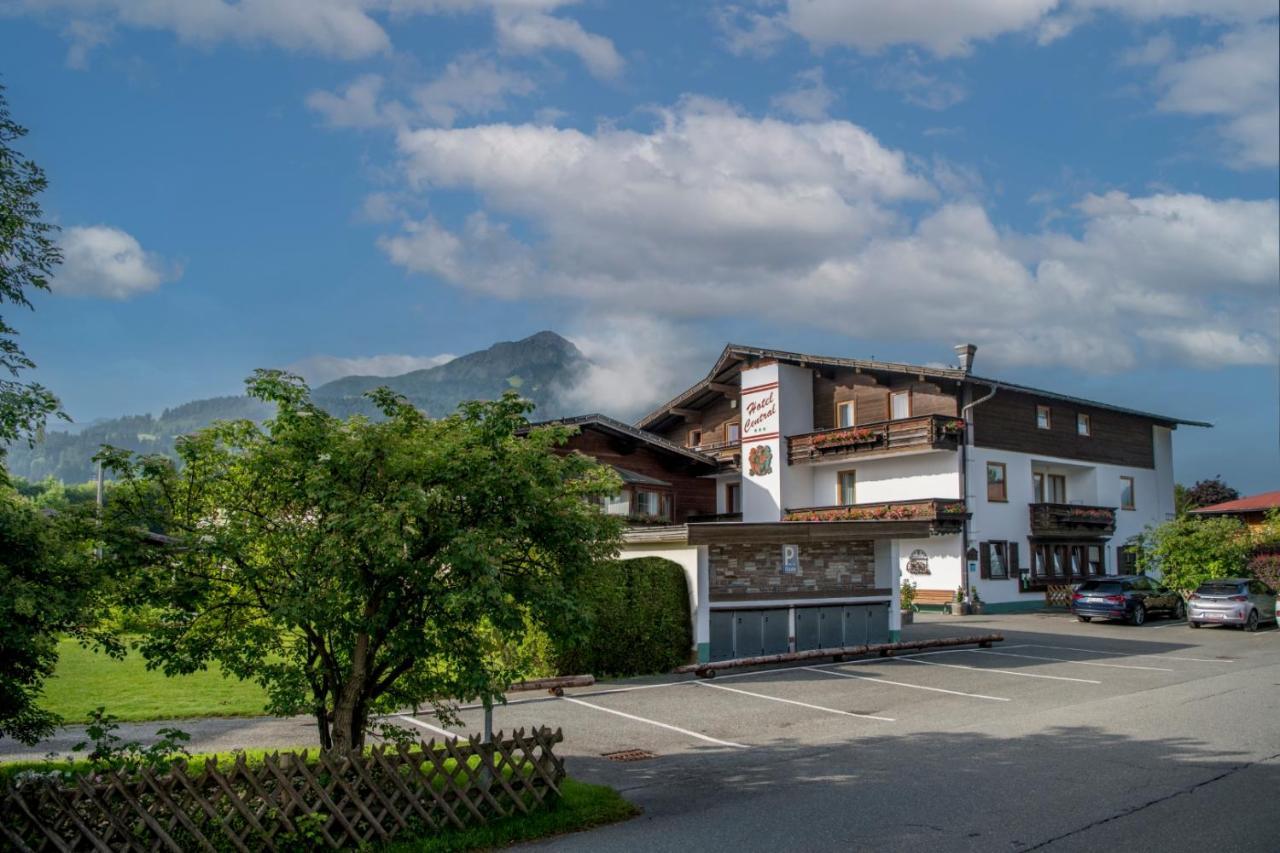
[5,612,1277,851]
[449,611,1278,852]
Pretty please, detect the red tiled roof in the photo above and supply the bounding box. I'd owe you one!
[1190,491,1280,515]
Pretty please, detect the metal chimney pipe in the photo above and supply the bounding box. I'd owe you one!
[954,343,977,373]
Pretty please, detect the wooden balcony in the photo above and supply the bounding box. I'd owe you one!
[787,415,962,465]
[687,512,743,524]
[694,438,741,470]
[783,498,968,535]
[1028,503,1117,538]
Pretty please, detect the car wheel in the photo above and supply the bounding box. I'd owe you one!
[1188,621,1201,629]
[1245,610,1259,632]
[1173,600,1186,621]
[1130,603,1146,626]
[1077,616,1092,623]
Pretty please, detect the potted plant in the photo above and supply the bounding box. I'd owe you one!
[969,586,985,615]
[900,578,917,625]
[947,585,969,616]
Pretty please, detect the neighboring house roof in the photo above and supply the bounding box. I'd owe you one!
[1189,491,1280,516]
[636,343,1212,432]
[525,412,717,468]
[613,466,671,487]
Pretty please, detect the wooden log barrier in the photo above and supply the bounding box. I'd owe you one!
[508,675,595,696]
[674,634,1004,678]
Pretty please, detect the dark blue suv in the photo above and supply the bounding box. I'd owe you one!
[1071,575,1185,626]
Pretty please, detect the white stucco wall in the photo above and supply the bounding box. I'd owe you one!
[896,534,963,596]
[740,362,782,523]
[966,444,1171,602]
[808,450,962,508]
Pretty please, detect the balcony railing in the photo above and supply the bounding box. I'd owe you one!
[686,512,744,524]
[787,415,963,465]
[693,438,741,469]
[1029,503,1117,537]
[783,498,968,531]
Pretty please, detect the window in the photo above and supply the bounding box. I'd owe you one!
[725,482,740,514]
[836,400,856,428]
[1036,404,1052,430]
[1029,541,1107,584]
[1120,476,1135,510]
[687,429,702,448]
[633,490,670,519]
[981,541,1017,580]
[1077,413,1091,436]
[890,390,911,420]
[837,470,857,506]
[726,421,741,443]
[986,461,1007,502]
[1048,474,1066,503]
[599,493,630,516]
[1033,472,1044,503]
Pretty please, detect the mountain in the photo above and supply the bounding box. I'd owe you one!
[5,331,587,484]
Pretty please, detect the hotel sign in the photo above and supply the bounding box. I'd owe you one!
[741,384,778,441]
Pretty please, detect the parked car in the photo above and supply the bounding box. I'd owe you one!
[1071,575,1185,626]
[1187,578,1278,632]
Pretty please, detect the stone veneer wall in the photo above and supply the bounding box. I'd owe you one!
[709,540,875,598]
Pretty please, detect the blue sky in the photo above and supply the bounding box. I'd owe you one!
[1,0,1277,491]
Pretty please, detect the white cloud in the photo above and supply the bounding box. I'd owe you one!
[306,74,390,128]
[877,57,968,110]
[770,67,835,120]
[289,352,455,385]
[1149,24,1279,168]
[378,100,1278,373]
[745,0,1277,56]
[20,0,391,60]
[412,53,537,125]
[493,7,623,77]
[61,18,113,68]
[52,225,180,299]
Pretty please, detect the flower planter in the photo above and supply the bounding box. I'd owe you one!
[947,602,969,616]
[969,601,985,615]
[900,609,914,625]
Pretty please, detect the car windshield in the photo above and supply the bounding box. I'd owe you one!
[1079,581,1122,593]
[1198,581,1245,595]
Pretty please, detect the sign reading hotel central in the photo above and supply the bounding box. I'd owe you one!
[741,384,778,441]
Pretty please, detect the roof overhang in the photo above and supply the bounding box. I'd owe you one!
[687,519,947,545]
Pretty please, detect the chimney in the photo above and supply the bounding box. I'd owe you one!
[954,343,977,374]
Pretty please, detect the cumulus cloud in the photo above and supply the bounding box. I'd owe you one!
[52,225,180,299]
[377,99,1278,373]
[288,352,455,385]
[494,7,623,78]
[1149,24,1279,168]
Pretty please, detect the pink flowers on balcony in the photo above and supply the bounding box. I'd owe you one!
[812,427,879,448]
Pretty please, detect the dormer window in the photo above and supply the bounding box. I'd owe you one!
[687,429,702,448]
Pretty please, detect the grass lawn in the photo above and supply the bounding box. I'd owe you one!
[380,778,638,852]
[42,638,269,723]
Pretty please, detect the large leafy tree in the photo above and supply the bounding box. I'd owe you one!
[0,488,114,743]
[0,83,63,467]
[1174,476,1240,516]
[1135,515,1252,594]
[98,372,624,750]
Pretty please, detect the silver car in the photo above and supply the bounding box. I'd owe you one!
[1188,578,1278,631]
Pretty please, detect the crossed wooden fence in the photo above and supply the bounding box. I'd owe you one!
[1045,585,1075,608]
[0,727,564,852]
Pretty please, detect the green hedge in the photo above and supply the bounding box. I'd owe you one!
[556,557,691,677]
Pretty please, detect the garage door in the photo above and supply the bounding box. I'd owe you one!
[842,605,867,647]
[866,602,890,645]
[711,608,792,660]
[819,606,845,649]
[794,607,820,651]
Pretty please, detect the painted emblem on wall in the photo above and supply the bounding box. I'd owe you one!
[907,549,931,575]
[747,444,773,477]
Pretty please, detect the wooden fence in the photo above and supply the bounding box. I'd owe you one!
[0,727,564,852]
[1045,585,1075,608]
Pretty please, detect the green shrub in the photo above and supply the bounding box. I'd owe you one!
[556,557,691,677]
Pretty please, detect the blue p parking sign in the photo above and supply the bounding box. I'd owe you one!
[781,544,799,574]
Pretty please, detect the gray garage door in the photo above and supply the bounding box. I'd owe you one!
[841,603,891,647]
[819,606,845,649]
[794,607,820,651]
[711,608,792,660]
[866,602,890,645]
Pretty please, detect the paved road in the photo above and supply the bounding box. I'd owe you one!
[5,612,1277,851]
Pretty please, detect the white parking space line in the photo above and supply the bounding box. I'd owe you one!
[560,696,748,749]
[1026,643,1233,664]
[696,681,895,722]
[396,715,456,739]
[971,649,1174,672]
[709,644,1033,682]
[892,656,1103,684]
[802,666,1011,702]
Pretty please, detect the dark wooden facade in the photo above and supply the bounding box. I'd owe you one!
[651,393,740,450]
[970,389,1157,468]
[559,426,717,523]
[813,370,959,430]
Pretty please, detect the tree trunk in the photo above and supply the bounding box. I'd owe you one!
[329,632,372,752]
